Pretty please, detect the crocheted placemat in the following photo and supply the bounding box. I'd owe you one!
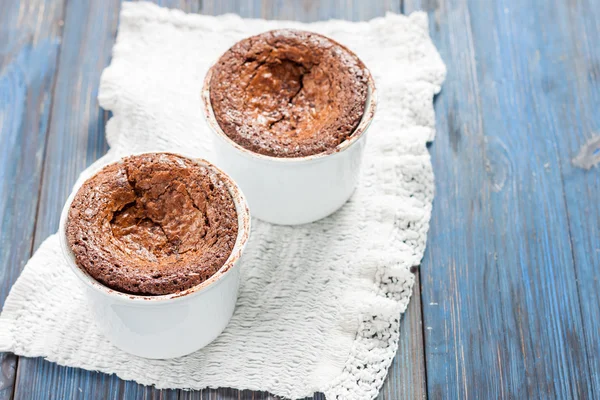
[0,3,445,399]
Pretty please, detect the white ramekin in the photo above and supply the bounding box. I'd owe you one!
[201,64,377,225]
[59,154,251,359]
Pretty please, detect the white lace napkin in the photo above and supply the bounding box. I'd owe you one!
[0,3,445,399]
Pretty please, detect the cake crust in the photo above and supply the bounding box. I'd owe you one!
[66,153,238,296]
[209,29,368,158]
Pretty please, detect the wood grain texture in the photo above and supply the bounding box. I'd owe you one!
[0,0,66,398]
[5,0,598,398]
[544,0,600,395]
[201,0,400,21]
[405,0,599,398]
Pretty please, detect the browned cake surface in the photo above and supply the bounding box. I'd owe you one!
[66,153,238,296]
[209,29,368,158]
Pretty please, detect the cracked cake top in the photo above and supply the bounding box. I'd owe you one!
[65,153,238,296]
[209,29,369,158]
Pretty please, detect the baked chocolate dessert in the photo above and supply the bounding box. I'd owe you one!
[209,29,368,158]
[66,153,238,296]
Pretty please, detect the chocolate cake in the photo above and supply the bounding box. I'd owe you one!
[209,29,369,158]
[66,153,238,296]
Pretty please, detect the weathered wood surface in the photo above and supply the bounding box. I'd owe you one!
[405,0,600,398]
[0,0,66,399]
[1,0,431,399]
[3,0,599,398]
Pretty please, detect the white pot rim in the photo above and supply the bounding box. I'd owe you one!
[201,54,377,165]
[58,152,251,305]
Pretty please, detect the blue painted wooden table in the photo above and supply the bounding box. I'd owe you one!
[1,0,599,398]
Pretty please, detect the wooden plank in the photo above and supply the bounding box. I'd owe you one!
[0,0,66,399]
[538,0,600,395]
[201,0,400,22]
[405,0,596,398]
